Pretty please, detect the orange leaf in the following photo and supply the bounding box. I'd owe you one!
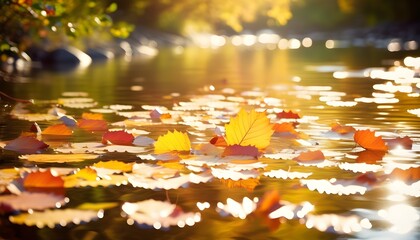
[272,122,296,133]
[219,178,260,192]
[4,136,49,154]
[81,112,103,120]
[42,124,72,136]
[356,150,385,164]
[330,122,355,134]
[255,190,282,231]
[276,110,300,119]
[293,150,325,162]
[24,170,64,188]
[102,130,134,145]
[222,144,259,158]
[385,136,413,150]
[209,136,227,147]
[389,167,420,182]
[78,119,108,131]
[354,130,388,151]
[256,190,281,214]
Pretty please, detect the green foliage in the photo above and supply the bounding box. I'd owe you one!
[0,0,133,58]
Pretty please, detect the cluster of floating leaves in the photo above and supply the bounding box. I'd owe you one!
[0,59,419,237]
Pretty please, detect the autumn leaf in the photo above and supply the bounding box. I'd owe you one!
[209,135,227,147]
[225,109,273,149]
[219,178,260,192]
[24,170,64,189]
[4,136,49,154]
[272,122,296,134]
[389,167,420,182]
[222,145,259,158]
[42,124,73,136]
[78,119,108,131]
[293,150,325,162]
[82,112,103,120]
[276,110,300,119]
[355,172,378,185]
[93,160,133,172]
[354,130,388,151]
[154,130,191,153]
[356,150,385,164]
[385,136,413,150]
[330,122,355,135]
[255,190,282,231]
[102,130,134,145]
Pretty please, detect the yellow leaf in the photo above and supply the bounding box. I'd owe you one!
[225,109,273,149]
[76,202,118,210]
[64,167,97,188]
[93,160,133,172]
[154,130,191,153]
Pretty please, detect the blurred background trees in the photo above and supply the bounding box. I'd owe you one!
[1,0,419,59]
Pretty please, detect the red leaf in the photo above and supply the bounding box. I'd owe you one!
[385,136,413,150]
[102,130,134,145]
[24,170,64,188]
[78,119,108,131]
[209,136,227,147]
[4,136,49,154]
[293,150,325,162]
[222,144,259,158]
[330,122,355,135]
[276,110,300,119]
[356,150,386,164]
[389,167,420,182]
[354,130,388,151]
[355,172,378,185]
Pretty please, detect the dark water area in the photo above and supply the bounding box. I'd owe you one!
[0,43,419,240]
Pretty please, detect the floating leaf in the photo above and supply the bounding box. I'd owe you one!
[222,145,259,158]
[4,136,49,154]
[122,200,201,229]
[389,167,420,182]
[102,130,134,145]
[211,167,260,180]
[385,136,413,150]
[330,122,355,135]
[219,178,260,192]
[354,130,388,151]
[355,172,378,185]
[0,192,66,212]
[82,112,103,120]
[76,202,118,210]
[293,150,325,163]
[9,209,102,228]
[42,124,72,136]
[225,109,273,149]
[355,150,385,164]
[209,136,227,147]
[93,160,133,173]
[78,119,108,131]
[272,122,296,134]
[154,130,191,153]
[24,170,64,189]
[276,110,300,119]
[20,153,98,163]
